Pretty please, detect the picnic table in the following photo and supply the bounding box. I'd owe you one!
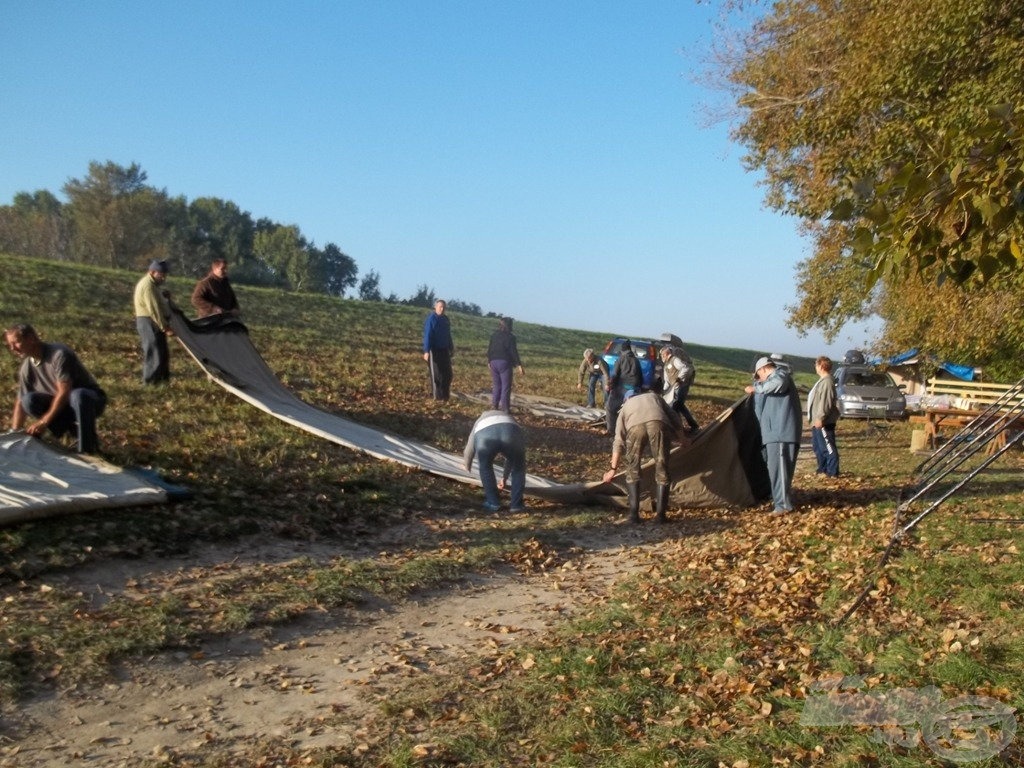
[909,407,1024,452]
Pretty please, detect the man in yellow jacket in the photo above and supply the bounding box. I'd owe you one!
[133,260,174,385]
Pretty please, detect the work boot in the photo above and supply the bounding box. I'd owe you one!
[626,481,641,524]
[654,483,670,523]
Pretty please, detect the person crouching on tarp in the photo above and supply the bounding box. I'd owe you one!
[5,323,107,454]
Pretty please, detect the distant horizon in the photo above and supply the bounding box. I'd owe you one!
[1,250,855,369]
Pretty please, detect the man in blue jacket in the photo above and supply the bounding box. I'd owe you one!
[745,356,802,514]
[422,299,454,401]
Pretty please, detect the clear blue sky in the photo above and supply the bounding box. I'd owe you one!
[1,1,874,358]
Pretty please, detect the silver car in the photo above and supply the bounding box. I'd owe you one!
[836,365,906,419]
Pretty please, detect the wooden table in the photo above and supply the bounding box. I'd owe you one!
[909,407,1024,452]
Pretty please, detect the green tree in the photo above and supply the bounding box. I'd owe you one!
[405,285,436,308]
[0,190,69,260]
[358,269,383,301]
[251,222,305,290]
[833,108,1024,287]
[63,161,171,269]
[310,242,358,297]
[447,299,482,316]
[186,197,256,276]
[722,0,1024,369]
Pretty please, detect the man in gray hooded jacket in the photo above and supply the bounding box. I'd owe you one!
[745,356,802,513]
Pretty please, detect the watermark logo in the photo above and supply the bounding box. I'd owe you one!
[801,676,1017,763]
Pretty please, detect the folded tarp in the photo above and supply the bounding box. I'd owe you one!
[169,311,770,509]
[0,433,169,526]
[461,391,604,425]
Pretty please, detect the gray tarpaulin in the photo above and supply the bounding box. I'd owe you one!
[0,433,168,525]
[170,312,769,509]
[461,391,604,425]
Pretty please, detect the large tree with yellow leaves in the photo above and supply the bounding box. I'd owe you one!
[722,0,1024,375]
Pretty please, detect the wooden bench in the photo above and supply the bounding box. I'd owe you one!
[925,378,1024,411]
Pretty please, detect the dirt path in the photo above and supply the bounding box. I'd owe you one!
[1,524,666,767]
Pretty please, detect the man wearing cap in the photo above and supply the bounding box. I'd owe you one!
[745,356,802,514]
[191,258,240,318]
[4,323,107,453]
[601,391,686,524]
[659,345,700,432]
[577,348,609,408]
[133,260,174,385]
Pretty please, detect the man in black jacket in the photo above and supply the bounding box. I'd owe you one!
[605,345,643,435]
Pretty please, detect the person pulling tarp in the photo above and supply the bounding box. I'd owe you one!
[167,309,771,510]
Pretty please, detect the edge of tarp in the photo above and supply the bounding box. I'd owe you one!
[0,433,171,526]
[167,310,579,498]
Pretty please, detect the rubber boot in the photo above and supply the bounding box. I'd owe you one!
[654,483,670,523]
[626,481,641,524]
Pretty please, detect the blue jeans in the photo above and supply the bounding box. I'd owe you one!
[811,424,840,476]
[22,388,107,453]
[586,373,604,408]
[473,422,526,508]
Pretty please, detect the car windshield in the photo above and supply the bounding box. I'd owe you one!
[845,371,896,387]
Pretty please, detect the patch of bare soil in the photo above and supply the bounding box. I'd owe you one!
[0,522,674,767]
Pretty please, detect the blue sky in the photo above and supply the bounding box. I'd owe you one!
[1,1,875,357]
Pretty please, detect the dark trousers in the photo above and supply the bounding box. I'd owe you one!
[21,388,107,453]
[605,388,623,434]
[136,316,170,384]
[811,424,840,477]
[427,348,453,400]
[668,380,700,430]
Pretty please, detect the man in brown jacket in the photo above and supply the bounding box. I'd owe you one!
[191,258,240,318]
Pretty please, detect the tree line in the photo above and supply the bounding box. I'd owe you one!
[0,161,485,314]
[719,0,1024,379]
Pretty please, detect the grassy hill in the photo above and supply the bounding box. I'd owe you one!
[0,252,818,473]
[2,252,1023,766]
